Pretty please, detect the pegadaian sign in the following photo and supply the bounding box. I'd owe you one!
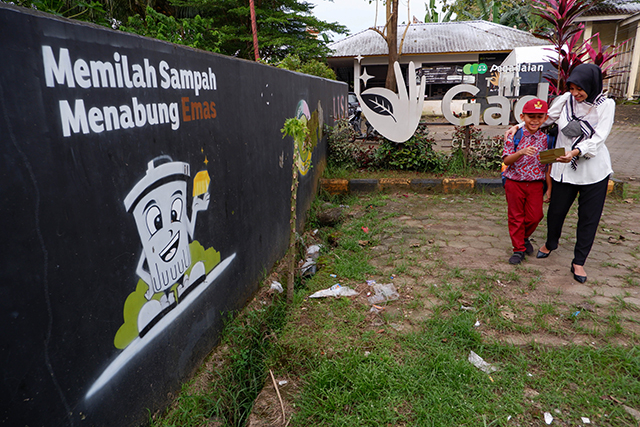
[440,82,550,126]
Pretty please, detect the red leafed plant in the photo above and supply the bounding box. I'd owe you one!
[544,26,588,95]
[584,32,629,77]
[533,0,626,95]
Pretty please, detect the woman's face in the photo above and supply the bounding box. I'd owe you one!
[569,83,588,103]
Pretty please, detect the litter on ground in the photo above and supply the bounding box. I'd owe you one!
[270,281,283,293]
[309,283,358,298]
[367,281,400,305]
[468,351,498,374]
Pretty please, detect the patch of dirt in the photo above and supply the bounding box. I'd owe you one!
[613,103,640,125]
[247,374,300,427]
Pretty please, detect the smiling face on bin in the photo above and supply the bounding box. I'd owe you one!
[125,159,192,295]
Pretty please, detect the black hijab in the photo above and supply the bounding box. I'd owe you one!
[566,63,603,103]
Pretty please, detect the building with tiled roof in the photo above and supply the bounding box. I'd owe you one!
[327,21,550,101]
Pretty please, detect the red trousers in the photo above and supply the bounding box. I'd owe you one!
[505,179,544,252]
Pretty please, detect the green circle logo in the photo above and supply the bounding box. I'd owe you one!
[463,63,488,75]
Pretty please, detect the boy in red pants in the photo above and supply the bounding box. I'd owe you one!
[502,99,552,264]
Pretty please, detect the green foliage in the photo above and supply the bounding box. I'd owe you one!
[276,54,337,80]
[152,189,640,426]
[326,121,503,175]
[150,296,289,427]
[440,0,549,34]
[375,128,447,173]
[326,121,448,173]
[168,0,347,62]
[14,0,111,26]
[119,6,220,51]
[281,117,309,144]
[327,119,374,169]
[15,0,345,62]
[499,2,547,32]
[424,0,453,22]
[466,0,500,22]
[450,126,503,171]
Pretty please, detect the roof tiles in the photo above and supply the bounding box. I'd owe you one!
[581,0,640,16]
[329,21,549,57]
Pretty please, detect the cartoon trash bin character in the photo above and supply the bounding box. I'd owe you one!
[124,155,210,334]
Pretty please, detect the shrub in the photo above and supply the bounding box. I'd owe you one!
[326,118,366,169]
[326,121,500,175]
[370,124,448,172]
[450,126,503,172]
[276,54,337,80]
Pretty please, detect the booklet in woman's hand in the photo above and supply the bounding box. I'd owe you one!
[539,148,566,164]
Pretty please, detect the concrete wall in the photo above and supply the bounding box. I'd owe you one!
[0,5,346,426]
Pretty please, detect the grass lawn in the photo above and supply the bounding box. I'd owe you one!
[151,186,640,427]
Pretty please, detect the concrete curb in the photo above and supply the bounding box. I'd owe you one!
[320,177,626,196]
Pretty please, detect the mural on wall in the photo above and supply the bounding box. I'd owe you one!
[1,7,351,425]
[293,99,324,175]
[353,56,426,143]
[85,156,236,401]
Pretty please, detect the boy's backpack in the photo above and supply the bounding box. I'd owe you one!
[501,127,557,187]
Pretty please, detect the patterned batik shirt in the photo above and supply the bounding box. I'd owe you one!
[502,129,548,182]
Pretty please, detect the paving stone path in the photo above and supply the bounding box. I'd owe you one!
[357,187,640,347]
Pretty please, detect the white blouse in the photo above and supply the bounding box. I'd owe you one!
[543,92,615,185]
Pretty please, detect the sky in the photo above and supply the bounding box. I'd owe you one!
[307,0,428,42]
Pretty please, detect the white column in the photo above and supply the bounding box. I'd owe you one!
[583,21,593,42]
[626,22,640,100]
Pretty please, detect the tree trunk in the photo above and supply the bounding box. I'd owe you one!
[249,0,260,61]
[385,0,399,91]
[287,165,298,304]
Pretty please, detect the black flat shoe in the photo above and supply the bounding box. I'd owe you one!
[524,238,534,255]
[509,251,525,265]
[571,265,587,283]
[536,250,550,259]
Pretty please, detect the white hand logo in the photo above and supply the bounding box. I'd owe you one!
[355,60,425,143]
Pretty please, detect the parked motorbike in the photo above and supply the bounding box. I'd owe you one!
[348,92,376,139]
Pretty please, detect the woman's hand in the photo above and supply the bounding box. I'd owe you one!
[556,148,579,163]
[504,125,519,140]
[543,189,552,203]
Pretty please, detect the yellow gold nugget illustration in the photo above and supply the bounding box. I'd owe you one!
[193,170,211,197]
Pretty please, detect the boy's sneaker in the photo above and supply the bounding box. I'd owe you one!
[509,251,525,265]
[524,238,534,255]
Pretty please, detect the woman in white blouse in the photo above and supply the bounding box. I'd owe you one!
[512,63,615,283]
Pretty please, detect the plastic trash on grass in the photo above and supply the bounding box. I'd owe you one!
[544,412,553,424]
[306,245,321,260]
[468,351,498,374]
[300,258,317,277]
[270,281,283,293]
[367,281,400,304]
[309,283,358,298]
[300,245,323,277]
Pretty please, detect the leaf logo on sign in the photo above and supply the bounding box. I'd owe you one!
[361,93,396,122]
[353,61,426,143]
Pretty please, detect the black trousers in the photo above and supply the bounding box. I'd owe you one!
[545,175,610,266]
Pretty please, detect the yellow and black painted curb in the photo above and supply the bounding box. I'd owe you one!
[320,177,625,197]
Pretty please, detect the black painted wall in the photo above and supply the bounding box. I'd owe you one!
[0,4,347,426]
